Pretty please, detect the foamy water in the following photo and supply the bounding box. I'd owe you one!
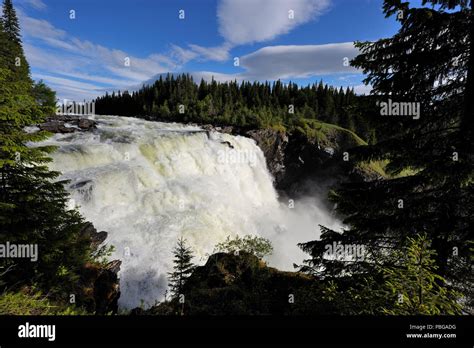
[35,115,338,308]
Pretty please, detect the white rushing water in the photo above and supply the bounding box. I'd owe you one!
[35,115,339,309]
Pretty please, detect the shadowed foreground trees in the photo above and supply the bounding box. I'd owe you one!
[299,0,473,313]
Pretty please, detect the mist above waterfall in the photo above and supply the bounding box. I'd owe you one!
[36,115,339,309]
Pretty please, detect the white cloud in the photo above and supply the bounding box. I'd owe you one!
[240,43,359,80]
[169,44,199,63]
[217,0,330,45]
[19,11,181,100]
[32,73,105,100]
[169,42,231,64]
[353,84,372,95]
[187,43,232,62]
[17,0,46,10]
[33,73,105,92]
[20,15,66,39]
[23,43,88,72]
[171,0,331,64]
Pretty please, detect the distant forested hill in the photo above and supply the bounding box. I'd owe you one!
[94,74,379,141]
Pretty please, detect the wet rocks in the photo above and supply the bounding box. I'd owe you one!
[78,118,96,130]
[245,128,288,184]
[39,115,97,133]
[39,120,76,133]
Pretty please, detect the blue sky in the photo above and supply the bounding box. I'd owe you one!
[15,0,401,100]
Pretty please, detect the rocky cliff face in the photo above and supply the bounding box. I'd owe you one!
[210,125,382,199]
[76,222,121,314]
[245,128,288,185]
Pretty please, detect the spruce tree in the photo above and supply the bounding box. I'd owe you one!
[2,0,20,43]
[167,238,195,298]
[299,0,473,311]
[1,0,30,83]
[310,234,462,315]
[0,1,92,298]
[32,80,57,108]
[381,234,462,315]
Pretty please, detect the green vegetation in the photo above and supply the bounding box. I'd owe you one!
[0,2,90,295]
[0,0,30,84]
[293,118,388,177]
[296,234,462,315]
[380,234,462,315]
[293,118,366,146]
[0,288,89,315]
[148,236,462,316]
[214,235,273,259]
[32,79,57,108]
[0,0,112,315]
[167,238,195,298]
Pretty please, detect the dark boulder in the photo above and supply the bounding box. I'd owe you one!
[79,222,108,250]
[78,118,97,130]
[138,252,330,315]
[93,260,121,315]
[39,120,75,133]
[75,222,121,314]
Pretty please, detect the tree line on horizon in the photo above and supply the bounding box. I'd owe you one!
[94,75,369,134]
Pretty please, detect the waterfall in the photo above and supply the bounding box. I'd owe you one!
[36,115,338,309]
